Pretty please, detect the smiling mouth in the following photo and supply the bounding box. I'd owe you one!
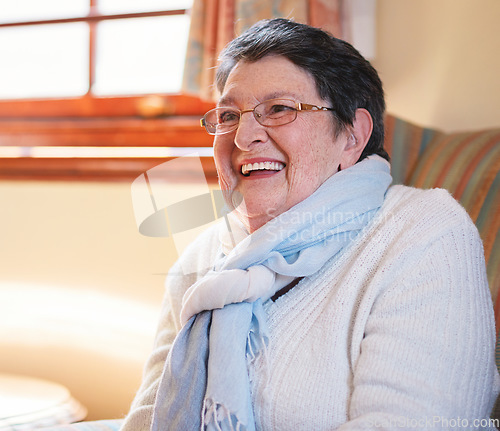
[241,161,285,177]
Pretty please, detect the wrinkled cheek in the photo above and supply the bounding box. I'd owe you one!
[216,168,233,191]
[214,168,239,213]
[213,141,235,190]
[213,152,240,212]
[286,163,320,204]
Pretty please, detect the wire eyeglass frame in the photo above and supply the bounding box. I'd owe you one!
[200,98,336,135]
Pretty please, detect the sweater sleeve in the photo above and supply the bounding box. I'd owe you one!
[119,223,222,431]
[118,265,182,431]
[339,201,500,430]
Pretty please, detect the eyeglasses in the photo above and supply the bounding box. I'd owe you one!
[200,98,336,135]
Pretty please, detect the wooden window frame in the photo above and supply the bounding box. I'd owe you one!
[0,4,217,183]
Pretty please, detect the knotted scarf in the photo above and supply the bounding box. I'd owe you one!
[151,155,392,430]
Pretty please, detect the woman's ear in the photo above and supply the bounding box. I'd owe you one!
[339,108,373,170]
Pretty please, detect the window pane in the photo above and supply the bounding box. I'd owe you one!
[0,0,89,23]
[93,15,189,96]
[0,23,89,99]
[97,0,192,14]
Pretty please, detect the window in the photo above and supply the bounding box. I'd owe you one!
[0,0,216,182]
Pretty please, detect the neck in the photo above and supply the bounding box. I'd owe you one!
[233,208,272,234]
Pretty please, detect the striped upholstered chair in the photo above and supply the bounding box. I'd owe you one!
[39,115,500,429]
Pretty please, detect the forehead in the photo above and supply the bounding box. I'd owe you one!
[218,55,320,106]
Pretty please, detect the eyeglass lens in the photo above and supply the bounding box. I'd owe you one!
[204,99,298,135]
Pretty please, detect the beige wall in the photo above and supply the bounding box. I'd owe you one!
[0,181,175,304]
[0,181,176,419]
[373,0,500,132]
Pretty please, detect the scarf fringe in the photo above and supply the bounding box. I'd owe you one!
[203,398,245,431]
[246,327,267,363]
[247,303,270,388]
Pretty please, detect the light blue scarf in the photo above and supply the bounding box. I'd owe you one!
[151,155,392,430]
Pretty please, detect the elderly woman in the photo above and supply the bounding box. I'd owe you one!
[122,19,499,430]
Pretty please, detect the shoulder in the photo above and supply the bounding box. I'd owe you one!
[378,185,479,239]
[352,185,489,314]
[175,221,224,276]
[357,185,485,275]
[383,184,465,217]
[165,221,223,302]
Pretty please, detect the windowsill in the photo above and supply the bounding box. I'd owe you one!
[0,111,217,182]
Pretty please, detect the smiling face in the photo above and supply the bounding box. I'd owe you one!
[214,55,354,233]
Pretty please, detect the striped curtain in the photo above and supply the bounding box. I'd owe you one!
[182,0,353,101]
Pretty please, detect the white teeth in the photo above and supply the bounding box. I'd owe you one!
[241,161,285,176]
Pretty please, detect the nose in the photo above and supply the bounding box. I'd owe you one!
[233,109,269,151]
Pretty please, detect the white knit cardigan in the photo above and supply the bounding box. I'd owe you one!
[121,185,500,431]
